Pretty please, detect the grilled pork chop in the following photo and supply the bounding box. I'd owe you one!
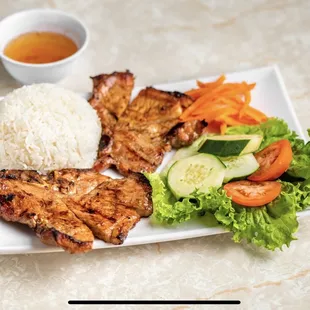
[47,169,152,244]
[89,71,135,171]
[0,169,152,253]
[89,70,134,136]
[0,174,94,253]
[90,77,207,174]
[110,88,194,174]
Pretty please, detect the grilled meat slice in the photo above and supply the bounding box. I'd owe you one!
[117,88,192,135]
[94,87,195,174]
[46,169,152,216]
[0,178,93,253]
[45,168,109,195]
[65,198,140,245]
[110,130,163,175]
[99,174,153,217]
[167,120,207,148]
[88,70,207,175]
[89,70,134,135]
[93,135,115,172]
[0,169,48,185]
[0,169,152,252]
[90,70,134,119]
[65,174,152,244]
[46,169,152,244]
[89,71,135,171]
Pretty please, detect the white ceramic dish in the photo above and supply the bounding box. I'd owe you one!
[0,65,309,255]
[0,9,88,85]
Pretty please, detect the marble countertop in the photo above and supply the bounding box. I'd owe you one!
[1,1,310,309]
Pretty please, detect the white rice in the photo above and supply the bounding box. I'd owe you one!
[0,83,102,171]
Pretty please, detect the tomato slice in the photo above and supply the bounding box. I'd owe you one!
[248,139,293,182]
[224,180,282,207]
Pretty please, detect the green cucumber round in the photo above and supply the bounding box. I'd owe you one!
[167,153,226,199]
[160,134,208,177]
[222,153,259,183]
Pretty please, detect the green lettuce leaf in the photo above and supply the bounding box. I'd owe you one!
[287,137,310,179]
[230,182,299,250]
[225,122,263,136]
[144,172,201,225]
[297,178,310,210]
[145,172,300,250]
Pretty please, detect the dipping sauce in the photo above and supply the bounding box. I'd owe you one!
[4,32,78,64]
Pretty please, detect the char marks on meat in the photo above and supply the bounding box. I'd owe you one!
[0,172,94,254]
[89,70,134,135]
[0,169,152,253]
[90,76,208,174]
[89,71,134,171]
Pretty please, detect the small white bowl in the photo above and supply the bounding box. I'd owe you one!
[0,9,89,85]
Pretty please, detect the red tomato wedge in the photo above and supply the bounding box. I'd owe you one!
[248,139,293,182]
[224,180,282,207]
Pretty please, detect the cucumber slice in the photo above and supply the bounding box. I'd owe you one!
[222,153,259,183]
[161,134,208,177]
[167,153,226,199]
[198,134,263,157]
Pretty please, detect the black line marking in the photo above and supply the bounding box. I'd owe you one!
[68,300,241,305]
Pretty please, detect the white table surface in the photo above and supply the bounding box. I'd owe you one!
[1,1,310,309]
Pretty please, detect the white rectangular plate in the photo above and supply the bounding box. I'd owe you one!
[1,65,310,254]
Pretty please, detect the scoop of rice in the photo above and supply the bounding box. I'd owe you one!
[0,83,102,171]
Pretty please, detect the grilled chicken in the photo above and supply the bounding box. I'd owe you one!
[0,169,152,253]
[92,82,207,174]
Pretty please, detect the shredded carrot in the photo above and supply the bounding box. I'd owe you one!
[196,75,226,88]
[245,106,268,122]
[220,122,227,135]
[235,115,257,125]
[180,75,267,134]
[217,97,241,109]
[239,91,251,117]
[205,107,239,123]
[216,115,245,126]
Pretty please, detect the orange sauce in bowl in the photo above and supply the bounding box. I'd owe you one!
[4,32,78,64]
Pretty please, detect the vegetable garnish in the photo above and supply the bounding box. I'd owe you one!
[286,129,310,180]
[146,110,310,250]
[222,154,259,183]
[180,75,268,134]
[225,118,298,151]
[225,118,309,179]
[145,172,301,250]
[167,154,225,199]
[223,180,282,207]
[198,134,262,157]
[248,139,293,182]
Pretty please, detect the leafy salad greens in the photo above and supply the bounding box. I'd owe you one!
[144,118,310,251]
